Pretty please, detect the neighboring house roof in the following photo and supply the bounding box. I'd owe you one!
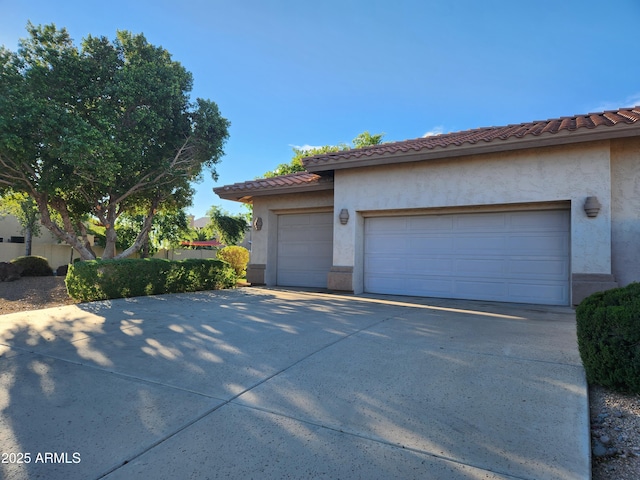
[191,216,210,229]
[303,106,640,172]
[214,172,333,202]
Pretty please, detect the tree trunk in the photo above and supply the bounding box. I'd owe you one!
[24,226,32,256]
[140,238,150,259]
[35,197,96,260]
[115,200,159,259]
[102,225,118,259]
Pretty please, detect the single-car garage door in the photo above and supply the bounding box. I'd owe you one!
[364,210,570,305]
[277,212,333,288]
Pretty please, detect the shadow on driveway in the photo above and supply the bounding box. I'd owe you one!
[0,288,588,479]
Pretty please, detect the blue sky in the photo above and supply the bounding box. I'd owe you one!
[2,1,639,218]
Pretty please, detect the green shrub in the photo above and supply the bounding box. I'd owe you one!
[10,255,53,277]
[576,282,640,393]
[217,246,249,277]
[65,258,236,302]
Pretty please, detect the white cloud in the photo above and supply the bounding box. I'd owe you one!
[288,144,323,151]
[588,93,640,113]
[423,126,445,137]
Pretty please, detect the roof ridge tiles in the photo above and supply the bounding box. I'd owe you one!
[301,106,640,166]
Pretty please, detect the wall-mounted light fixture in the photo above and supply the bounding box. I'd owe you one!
[254,217,263,230]
[584,196,601,218]
[339,209,349,225]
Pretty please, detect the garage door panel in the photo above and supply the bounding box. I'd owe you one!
[411,277,455,294]
[277,213,333,288]
[367,235,411,253]
[279,213,333,227]
[414,257,454,271]
[508,259,568,277]
[279,271,328,287]
[455,258,505,275]
[281,242,327,256]
[409,216,454,230]
[366,257,404,273]
[456,279,508,297]
[279,253,330,269]
[365,275,403,294]
[510,211,566,230]
[367,217,407,232]
[409,236,454,251]
[510,234,569,253]
[508,283,568,304]
[279,228,333,243]
[365,210,570,305]
[454,235,506,252]
[456,213,507,230]
[369,255,457,273]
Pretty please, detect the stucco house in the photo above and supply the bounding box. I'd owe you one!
[215,106,640,306]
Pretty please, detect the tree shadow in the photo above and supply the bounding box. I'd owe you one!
[0,288,587,479]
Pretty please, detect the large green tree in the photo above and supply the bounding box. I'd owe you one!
[0,23,230,259]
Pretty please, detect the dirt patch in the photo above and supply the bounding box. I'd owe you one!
[0,276,79,315]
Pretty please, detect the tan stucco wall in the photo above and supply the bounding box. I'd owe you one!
[333,141,614,293]
[250,190,334,285]
[611,137,640,286]
[0,215,73,266]
[0,215,59,244]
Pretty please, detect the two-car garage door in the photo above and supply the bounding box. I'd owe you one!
[364,210,570,305]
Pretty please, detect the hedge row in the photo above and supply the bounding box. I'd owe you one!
[65,258,236,302]
[576,282,640,393]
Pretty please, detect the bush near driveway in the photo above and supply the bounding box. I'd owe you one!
[11,255,53,277]
[576,282,640,394]
[217,246,249,277]
[65,258,236,302]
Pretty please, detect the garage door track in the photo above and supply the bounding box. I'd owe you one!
[0,288,589,479]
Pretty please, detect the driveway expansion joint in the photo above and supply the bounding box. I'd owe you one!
[96,314,393,478]
[226,401,527,480]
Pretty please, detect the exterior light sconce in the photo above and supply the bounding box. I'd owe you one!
[583,196,601,218]
[254,217,263,230]
[339,209,350,225]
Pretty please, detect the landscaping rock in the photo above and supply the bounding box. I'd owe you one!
[0,262,23,282]
[56,264,69,277]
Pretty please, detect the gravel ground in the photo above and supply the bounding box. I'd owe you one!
[590,385,640,479]
[1,277,639,479]
[0,276,78,315]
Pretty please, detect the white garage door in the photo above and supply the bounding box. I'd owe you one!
[364,210,570,305]
[277,212,333,288]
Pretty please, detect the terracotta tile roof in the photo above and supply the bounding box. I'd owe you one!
[303,106,640,170]
[215,106,640,202]
[214,172,333,201]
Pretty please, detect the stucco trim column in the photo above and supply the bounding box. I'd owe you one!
[572,273,618,305]
[327,266,354,292]
[246,264,266,285]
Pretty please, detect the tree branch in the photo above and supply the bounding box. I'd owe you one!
[110,136,197,205]
[115,196,161,259]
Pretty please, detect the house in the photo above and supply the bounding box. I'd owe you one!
[0,214,70,266]
[215,106,640,306]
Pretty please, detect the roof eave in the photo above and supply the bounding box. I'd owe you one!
[214,181,334,203]
[304,123,640,173]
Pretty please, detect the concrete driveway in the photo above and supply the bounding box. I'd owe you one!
[0,287,589,479]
